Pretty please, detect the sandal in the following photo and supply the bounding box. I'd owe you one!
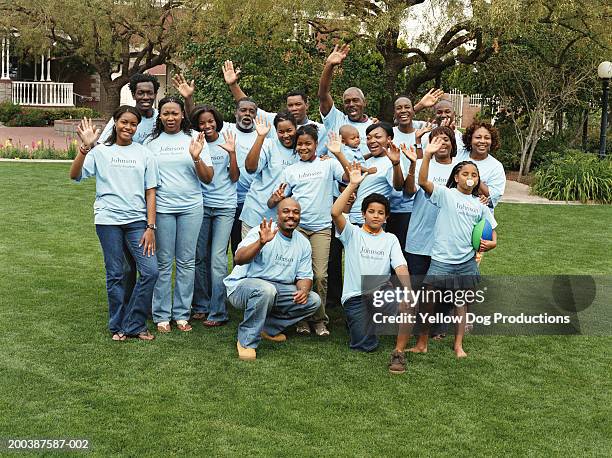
[432,334,446,341]
[131,330,155,341]
[191,312,207,321]
[157,323,171,333]
[203,319,226,327]
[176,321,192,332]
[111,332,126,341]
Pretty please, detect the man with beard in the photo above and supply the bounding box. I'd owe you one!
[173,75,268,256]
[224,198,321,360]
[221,60,327,155]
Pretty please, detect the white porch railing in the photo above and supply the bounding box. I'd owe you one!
[11,81,74,106]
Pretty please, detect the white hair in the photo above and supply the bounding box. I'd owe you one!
[343,87,366,102]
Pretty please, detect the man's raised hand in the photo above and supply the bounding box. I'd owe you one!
[326,44,350,66]
[222,60,241,86]
[419,88,445,109]
[258,218,278,245]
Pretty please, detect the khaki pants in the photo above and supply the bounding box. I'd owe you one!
[297,227,331,324]
[241,222,253,240]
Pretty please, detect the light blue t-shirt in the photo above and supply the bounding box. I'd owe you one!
[322,104,372,155]
[282,157,345,231]
[455,151,506,208]
[224,224,313,296]
[333,145,364,198]
[145,131,212,214]
[388,125,423,214]
[240,138,299,227]
[98,109,159,145]
[222,123,259,205]
[201,135,238,209]
[337,223,406,304]
[429,184,498,264]
[405,158,456,256]
[349,155,402,225]
[74,142,160,225]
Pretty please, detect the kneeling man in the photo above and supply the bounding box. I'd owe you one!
[224,198,321,360]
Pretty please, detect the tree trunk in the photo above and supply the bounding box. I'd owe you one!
[379,59,402,121]
[582,108,588,152]
[99,74,128,119]
[518,111,540,179]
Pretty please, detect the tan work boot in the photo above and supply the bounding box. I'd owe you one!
[261,331,287,342]
[237,341,256,360]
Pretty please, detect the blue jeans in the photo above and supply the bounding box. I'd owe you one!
[343,293,396,352]
[193,206,235,322]
[96,221,159,336]
[152,206,203,323]
[227,279,320,348]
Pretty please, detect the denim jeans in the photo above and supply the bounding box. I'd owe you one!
[96,221,159,336]
[152,205,203,324]
[193,205,235,322]
[343,293,395,352]
[227,278,320,348]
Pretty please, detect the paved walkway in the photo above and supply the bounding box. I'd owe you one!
[0,126,76,150]
[500,180,583,205]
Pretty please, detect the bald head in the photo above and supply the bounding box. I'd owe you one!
[434,98,455,124]
[277,197,301,234]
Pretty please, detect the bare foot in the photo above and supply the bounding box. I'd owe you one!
[407,345,428,354]
[454,347,467,358]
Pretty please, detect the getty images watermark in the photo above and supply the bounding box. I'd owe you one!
[361,275,610,335]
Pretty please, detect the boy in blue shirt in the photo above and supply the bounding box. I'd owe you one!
[224,198,321,361]
[331,164,415,373]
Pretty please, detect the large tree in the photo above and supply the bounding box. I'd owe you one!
[185,0,610,119]
[1,0,200,116]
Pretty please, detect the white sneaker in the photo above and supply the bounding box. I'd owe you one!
[296,322,311,335]
[313,322,330,337]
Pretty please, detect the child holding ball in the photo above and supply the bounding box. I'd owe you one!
[416,137,498,358]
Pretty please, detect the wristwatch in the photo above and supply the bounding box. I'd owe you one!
[146,224,157,231]
[414,143,423,149]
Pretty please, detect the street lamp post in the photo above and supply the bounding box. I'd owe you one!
[597,61,612,158]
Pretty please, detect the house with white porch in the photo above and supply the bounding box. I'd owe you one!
[0,36,167,112]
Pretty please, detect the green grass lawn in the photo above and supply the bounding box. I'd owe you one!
[1,163,611,456]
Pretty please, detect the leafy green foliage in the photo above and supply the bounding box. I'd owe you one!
[533,151,612,203]
[180,38,388,120]
[0,103,100,127]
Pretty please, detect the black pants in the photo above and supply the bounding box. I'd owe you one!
[386,212,411,250]
[230,202,244,259]
[326,219,343,308]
